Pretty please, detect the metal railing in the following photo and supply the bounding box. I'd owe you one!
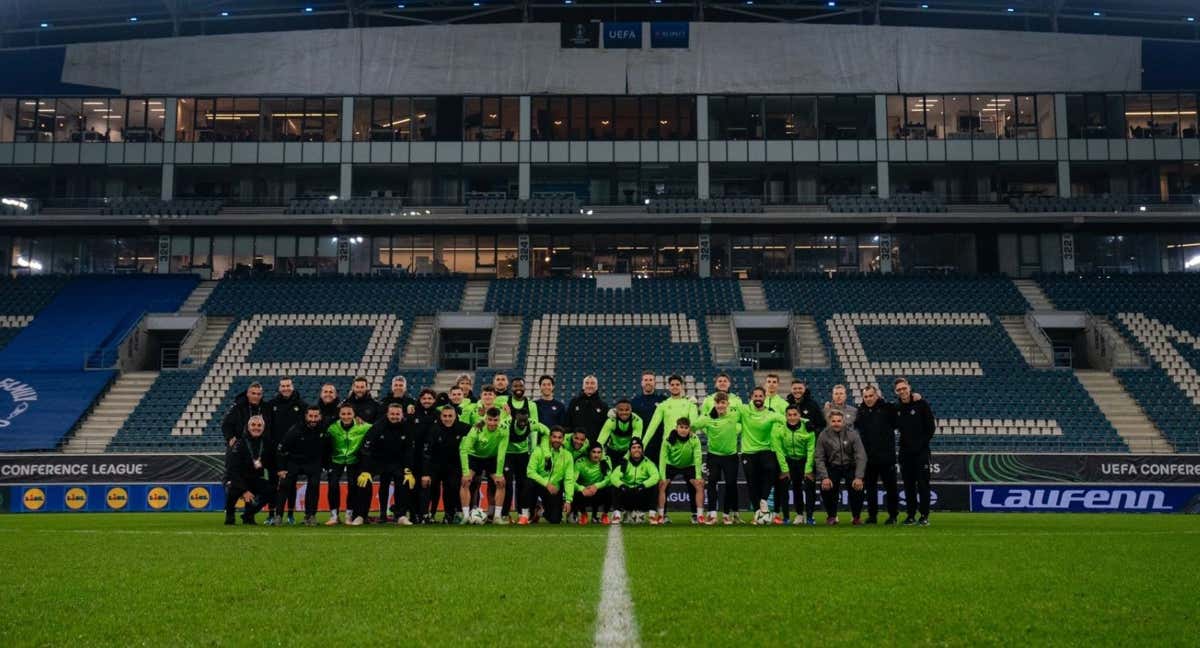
[1024,310,1057,368]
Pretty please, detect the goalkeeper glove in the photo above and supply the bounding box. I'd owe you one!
[356,472,372,488]
[402,469,416,490]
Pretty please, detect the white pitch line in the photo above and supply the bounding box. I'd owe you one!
[594,524,640,648]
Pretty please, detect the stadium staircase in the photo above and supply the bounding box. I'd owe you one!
[399,316,436,368]
[489,316,523,368]
[433,370,464,393]
[186,316,235,365]
[999,316,1054,368]
[791,315,831,368]
[705,315,738,365]
[179,280,219,313]
[1073,370,1170,453]
[461,281,489,312]
[1013,278,1055,310]
[63,371,159,454]
[739,280,767,311]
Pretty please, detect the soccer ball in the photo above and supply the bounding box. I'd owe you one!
[629,511,646,525]
[469,508,488,525]
[753,509,773,526]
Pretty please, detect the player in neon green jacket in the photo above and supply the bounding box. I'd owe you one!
[503,409,550,520]
[565,428,591,462]
[458,407,509,524]
[523,427,576,524]
[761,373,789,414]
[462,386,506,427]
[691,392,743,524]
[612,437,660,523]
[736,387,787,520]
[700,371,744,415]
[774,404,817,525]
[573,442,614,524]
[654,417,704,525]
[597,399,643,467]
[642,375,698,462]
[325,404,373,525]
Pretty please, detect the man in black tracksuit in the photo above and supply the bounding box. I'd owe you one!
[359,402,418,524]
[276,405,328,525]
[223,415,275,525]
[221,382,271,446]
[381,376,417,417]
[894,377,936,526]
[855,385,899,524]
[422,405,471,523]
[314,383,341,428]
[404,389,439,523]
[787,379,827,433]
[629,371,666,462]
[343,376,382,424]
[566,375,609,442]
[267,377,306,524]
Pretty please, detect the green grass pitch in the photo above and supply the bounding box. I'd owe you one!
[1,513,1197,647]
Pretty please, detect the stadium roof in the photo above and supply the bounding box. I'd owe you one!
[2,0,1200,47]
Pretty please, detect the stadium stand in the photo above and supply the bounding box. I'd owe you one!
[101,198,224,217]
[0,276,71,351]
[763,274,1124,452]
[1037,274,1200,452]
[465,196,581,215]
[827,194,947,213]
[107,276,462,451]
[1009,196,1198,213]
[645,198,763,214]
[0,275,198,451]
[284,197,404,215]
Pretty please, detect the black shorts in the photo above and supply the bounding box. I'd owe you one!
[467,455,500,479]
[663,465,698,482]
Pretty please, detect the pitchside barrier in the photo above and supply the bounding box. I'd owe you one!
[1,453,1199,514]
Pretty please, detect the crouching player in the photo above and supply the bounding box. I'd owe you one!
[572,442,614,524]
[458,408,509,524]
[522,426,575,524]
[358,402,418,525]
[223,415,275,525]
[654,417,704,525]
[326,404,372,526]
[612,438,659,524]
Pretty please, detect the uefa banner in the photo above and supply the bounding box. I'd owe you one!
[0,454,224,484]
[934,453,1200,484]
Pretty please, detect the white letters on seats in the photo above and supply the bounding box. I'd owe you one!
[1118,313,1200,405]
[171,313,402,436]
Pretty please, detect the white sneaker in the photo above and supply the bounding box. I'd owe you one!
[493,515,509,525]
[348,516,364,526]
[612,511,623,525]
[395,516,413,526]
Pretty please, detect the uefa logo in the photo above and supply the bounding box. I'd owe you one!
[0,377,37,429]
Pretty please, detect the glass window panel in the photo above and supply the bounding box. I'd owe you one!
[1103,94,1123,139]
[678,96,695,140]
[392,97,412,141]
[1066,93,1086,138]
[300,97,322,142]
[944,95,968,139]
[234,97,258,141]
[464,97,482,141]
[1126,94,1152,138]
[175,98,195,142]
[193,98,215,143]
[658,96,679,140]
[324,97,340,142]
[1152,93,1180,138]
[372,236,390,267]
[790,96,815,140]
[764,96,791,139]
[33,98,55,140]
[1013,95,1035,140]
[640,96,658,140]
[924,95,944,140]
[1181,94,1198,138]
[886,95,903,139]
[104,98,126,142]
[369,97,392,141]
[996,95,1016,139]
[393,234,413,271]
[501,97,519,141]
[282,98,304,141]
[146,98,165,141]
[412,97,435,141]
[590,97,613,140]
[497,235,517,279]
[903,96,926,139]
[353,97,371,141]
[476,234,496,268]
[413,235,435,274]
[15,99,37,140]
[193,236,211,268]
[212,97,237,141]
[747,96,765,139]
[481,96,502,140]
[1036,94,1055,138]
[857,95,876,139]
[0,98,15,142]
[973,95,999,138]
[569,97,587,139]
[54,97,81,142]
[614,97,638,140]
[708,96,727,139]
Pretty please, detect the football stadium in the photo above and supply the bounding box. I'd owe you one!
[1,0,1199,645]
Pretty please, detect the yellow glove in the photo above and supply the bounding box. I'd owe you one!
[356,472,372,488]
[402,469,416,490]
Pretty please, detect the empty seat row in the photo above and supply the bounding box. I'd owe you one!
[645,198,764,214]
[285,197,404,215]
[102,197,223,216]
[828,194,946,213]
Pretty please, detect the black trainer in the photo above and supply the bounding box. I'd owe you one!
[901,516,917,526]
[863,517,878,525]
[918,517,930,527]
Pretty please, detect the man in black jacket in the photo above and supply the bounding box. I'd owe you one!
[566,375,608,441]
[359,402,418,525]
[855,385,899,525]
[380,375,417,416]
[267,377,306,524]
[422,405,471,523]
[787,379,827,433]
[343,376,381,424]
[276,405,327,526]
[221,382,271,446]
[404,389,439,522]
[223,415,275,525]
[894,377,936,526]
[314,383,341,428]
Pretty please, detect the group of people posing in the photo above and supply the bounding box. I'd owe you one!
[222,370,936,527]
